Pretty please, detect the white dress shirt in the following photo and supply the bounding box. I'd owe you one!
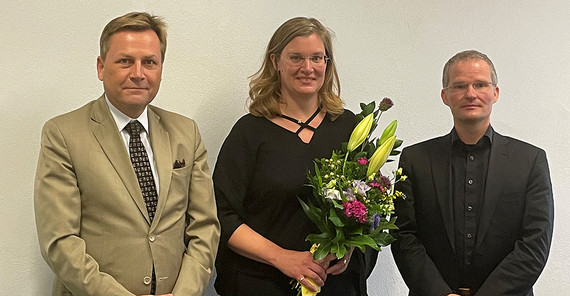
[105,97,159,193]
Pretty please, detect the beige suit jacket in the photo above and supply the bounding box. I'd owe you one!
[34,96,220,295]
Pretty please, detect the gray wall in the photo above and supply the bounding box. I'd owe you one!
[1,1,568,294]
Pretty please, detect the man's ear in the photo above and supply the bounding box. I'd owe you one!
[441,88,449,106]
[96,56,104,81]
[492,85,500,104]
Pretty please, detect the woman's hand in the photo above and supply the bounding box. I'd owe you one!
[323,247,355,275]
[272,249,327,292]
[227,224,327,292]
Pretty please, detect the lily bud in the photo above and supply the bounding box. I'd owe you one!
[347,113,374,152]
[378,120,397,146]
[367,135,396,177]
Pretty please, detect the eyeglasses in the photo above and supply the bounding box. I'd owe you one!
[285,54,329,67]
[444,82,496,93]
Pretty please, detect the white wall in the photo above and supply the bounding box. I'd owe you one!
[1,1,568,295]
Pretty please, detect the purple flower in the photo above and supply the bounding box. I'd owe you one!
[371,213,381,230]
[344,200,368,223]
[357,157,369,165]
[379,97,394,111]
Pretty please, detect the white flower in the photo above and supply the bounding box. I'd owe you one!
[322,188,342,200]
[344,188,356,201]
[352,180,371,196]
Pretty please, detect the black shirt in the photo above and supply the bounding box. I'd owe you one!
[451,126,493,284]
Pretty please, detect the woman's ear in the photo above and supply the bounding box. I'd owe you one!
[270,53,279,71]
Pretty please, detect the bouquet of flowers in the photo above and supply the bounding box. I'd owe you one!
[294,98,406,295]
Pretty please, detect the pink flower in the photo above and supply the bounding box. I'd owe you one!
[343,200,368,223]
[368,180,382,188]
[369,180,387,194]
[357,157,369,165]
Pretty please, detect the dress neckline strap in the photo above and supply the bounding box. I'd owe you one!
[280,106,321,135]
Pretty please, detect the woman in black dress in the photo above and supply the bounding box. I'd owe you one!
[213,17,368,296]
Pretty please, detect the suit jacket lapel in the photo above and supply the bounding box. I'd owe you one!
[431,134,456,252]
[90,96,151,223]
[476,131,509,249]
[148,107,172,226]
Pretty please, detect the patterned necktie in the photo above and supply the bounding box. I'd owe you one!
[125,120,158,222]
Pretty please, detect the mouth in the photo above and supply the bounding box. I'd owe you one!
[124,87,148,91]
[297,77,315,83]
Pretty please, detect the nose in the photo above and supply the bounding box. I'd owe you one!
[465,83,477,98]
[130,61,145,81]
[300,58,313,72]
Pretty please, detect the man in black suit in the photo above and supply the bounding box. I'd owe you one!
[391,50,554,296]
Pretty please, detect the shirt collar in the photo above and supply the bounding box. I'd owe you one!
[451,125,494,145]
[105,95,150,133]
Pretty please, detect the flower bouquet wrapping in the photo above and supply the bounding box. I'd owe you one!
[293,98,406,295]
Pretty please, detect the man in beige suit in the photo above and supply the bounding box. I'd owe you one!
[34,12,220,296]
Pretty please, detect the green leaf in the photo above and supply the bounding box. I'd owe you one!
[313,241,332,260]
[297,198,328,232]
[328,208,345,227]
[330,242,340,255]
[331,243,347,259]
[362,101,375,115]
[370,232,396,247]
[345,235,380,252]
[331,199,344,209]
[344,225,364,236]
[333,228,346,242]
[307,232,334,244]
[339,244,348,258]
[375,221,399,230]
[313,163,322,185]
[367,145,376,157]
[393,139,403,149]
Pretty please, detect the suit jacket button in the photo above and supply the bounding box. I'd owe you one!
[149,234,156,242]
[143,276,152,285]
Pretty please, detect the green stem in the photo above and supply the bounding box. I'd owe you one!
[342,151,349,175]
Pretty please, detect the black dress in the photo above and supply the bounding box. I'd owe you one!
[213,110,369,296]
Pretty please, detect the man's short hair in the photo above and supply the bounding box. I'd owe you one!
[442,50,498,87]
[99,12,167,62]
